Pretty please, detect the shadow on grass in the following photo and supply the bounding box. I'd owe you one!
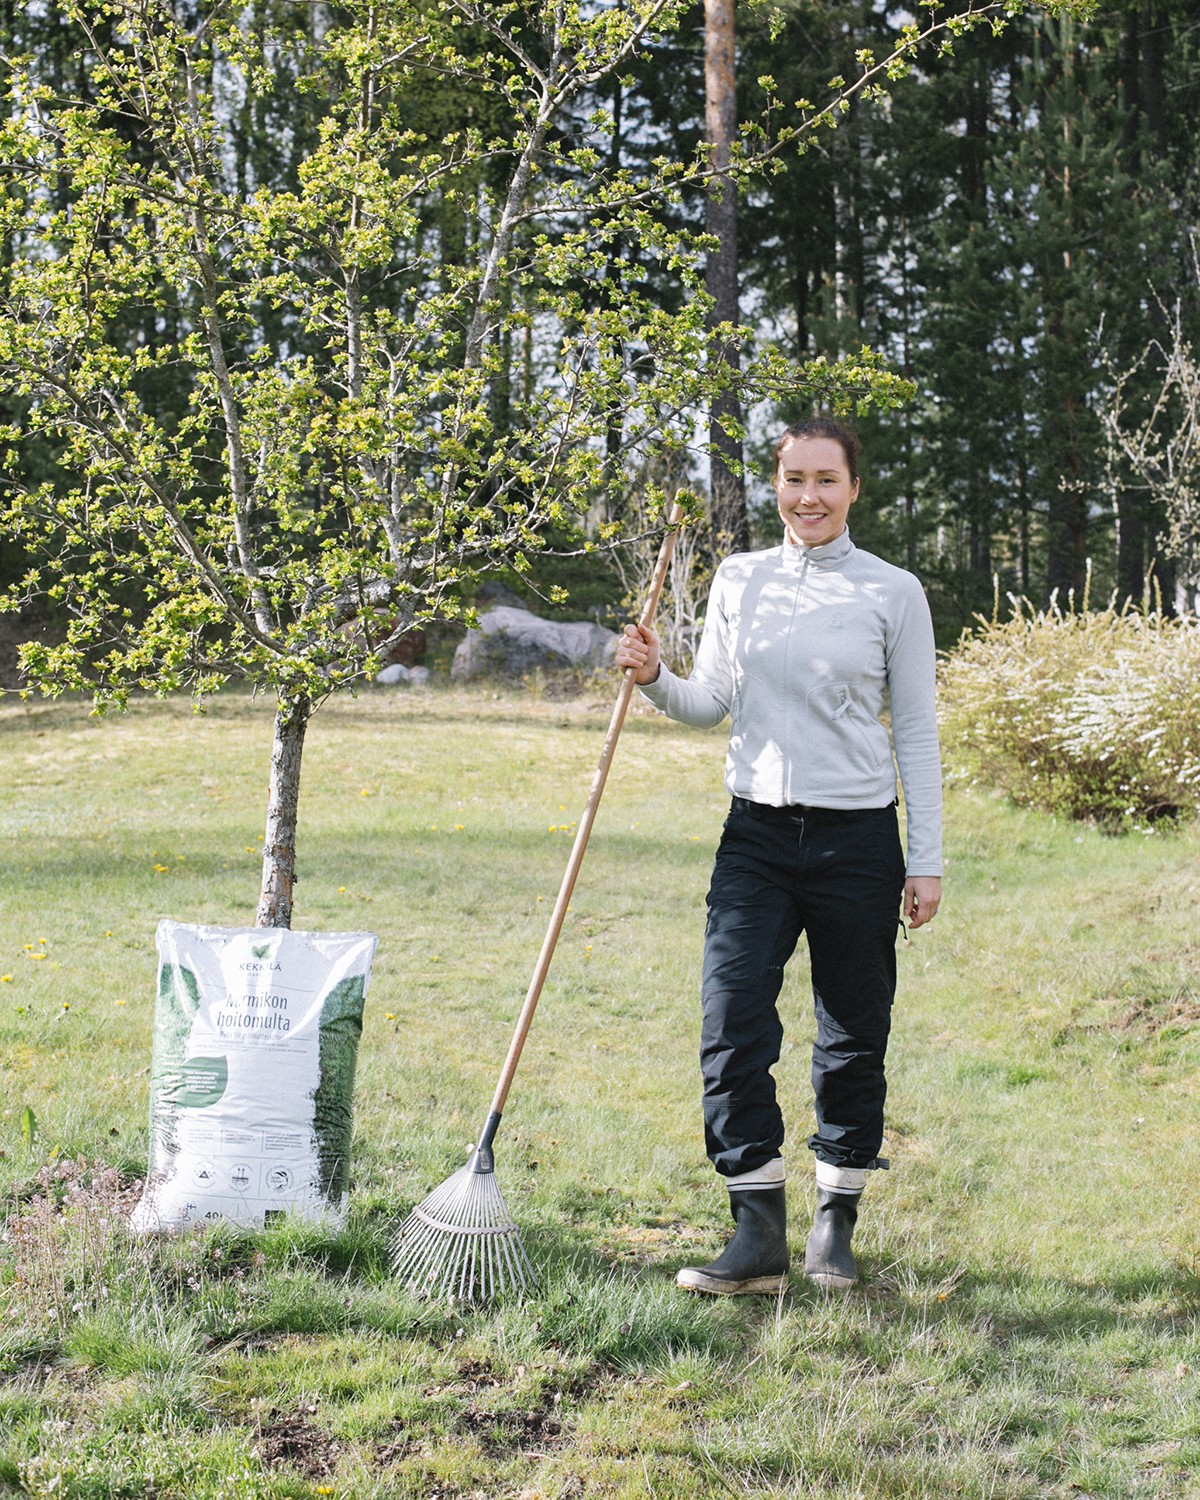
[916,1262,1200,1339]
[827,1247,1200,1369]
[529,1226,1200,1353]
[0,685,626,738]
[6,814,711,893]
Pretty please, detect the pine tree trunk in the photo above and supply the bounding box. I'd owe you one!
[705,0,747,553]
[1044,390,1088,601]
[256,695,311,930]
[1114,487,1147,603]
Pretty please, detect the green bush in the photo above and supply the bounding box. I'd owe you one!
[938,596,1200,827]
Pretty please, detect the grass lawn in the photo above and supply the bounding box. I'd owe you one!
[1,685,1199,1498]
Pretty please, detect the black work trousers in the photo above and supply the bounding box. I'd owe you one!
[699,797,906,1178]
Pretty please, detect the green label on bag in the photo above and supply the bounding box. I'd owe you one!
[174,1055,229,1108]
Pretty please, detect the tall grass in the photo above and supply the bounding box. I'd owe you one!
[2,686,1199,1497]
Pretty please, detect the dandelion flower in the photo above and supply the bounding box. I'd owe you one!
[0,975,11,983]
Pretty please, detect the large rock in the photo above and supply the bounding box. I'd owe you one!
[381,627,427,668]
[375,663,431,686]
[451,604,619,681]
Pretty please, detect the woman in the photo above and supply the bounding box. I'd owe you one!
[616,416,942,1294]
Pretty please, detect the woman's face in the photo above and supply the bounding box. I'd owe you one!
[774,435,859,549]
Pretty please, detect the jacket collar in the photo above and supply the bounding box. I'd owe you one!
[782,528,855,572]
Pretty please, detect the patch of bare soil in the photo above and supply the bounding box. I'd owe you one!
[444,1358,570,1457]
[1115,993,1200,1037]
[374,1357,574,1471]
[253,1406,341,1479]
[460,1400,564,1459]
[374,1404,565,1469]
[373,1429,420,1466]
[1054,949,1200,1044]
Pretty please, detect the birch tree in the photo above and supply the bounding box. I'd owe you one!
[705,0,746,553]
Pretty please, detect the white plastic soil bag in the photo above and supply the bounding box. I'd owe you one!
[129,920,376,1234]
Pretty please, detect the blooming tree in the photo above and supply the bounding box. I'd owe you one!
[1097,245,1200,613]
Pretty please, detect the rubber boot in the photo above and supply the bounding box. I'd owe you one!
[676,1187,790,1296]
[803,1187,861,1290]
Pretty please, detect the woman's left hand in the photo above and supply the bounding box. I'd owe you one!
[904,876,941,930]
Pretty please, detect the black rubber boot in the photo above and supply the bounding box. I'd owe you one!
[803,1187,861,1290]
[676,1187,790,1296]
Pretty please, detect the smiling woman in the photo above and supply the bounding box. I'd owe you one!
[615,413,943,1299]
[773,428,860,549]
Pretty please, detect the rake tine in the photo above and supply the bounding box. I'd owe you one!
[391,1142,535,1304]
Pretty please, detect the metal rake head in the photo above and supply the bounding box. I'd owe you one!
[391,1149,537,1304]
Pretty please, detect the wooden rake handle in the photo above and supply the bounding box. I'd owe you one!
[483,503,685,1131]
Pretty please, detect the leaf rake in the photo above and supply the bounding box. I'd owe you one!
[392,505,684,1302]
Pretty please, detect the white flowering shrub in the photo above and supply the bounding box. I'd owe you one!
[938,599,1200,827]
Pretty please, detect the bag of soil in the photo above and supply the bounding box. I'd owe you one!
[129,920,376,1233]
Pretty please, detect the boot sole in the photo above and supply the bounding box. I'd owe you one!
[675,1268,790,1296]
[804,1269,856,1291]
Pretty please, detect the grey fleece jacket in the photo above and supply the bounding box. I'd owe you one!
[640,530,943,876]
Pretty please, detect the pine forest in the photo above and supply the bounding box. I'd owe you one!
[2,0,1198,658]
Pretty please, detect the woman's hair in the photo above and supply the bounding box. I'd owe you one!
[772,415,861,485]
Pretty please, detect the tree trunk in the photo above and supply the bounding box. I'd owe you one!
[1112,0,1158,605]
[256,694,311,930]
[1042,19,1088,602]
[604,71,627,519]
[1043,392,1088,601]
[1139,0,1166,155]
[1114,486,1147,603]
[705,0,747,553]
[1016,429,1032,597]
